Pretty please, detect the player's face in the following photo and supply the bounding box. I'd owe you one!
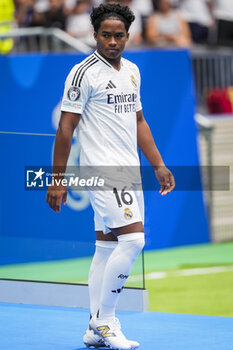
[94,18,129,63]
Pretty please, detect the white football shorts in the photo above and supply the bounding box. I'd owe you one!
[88,187,144,234]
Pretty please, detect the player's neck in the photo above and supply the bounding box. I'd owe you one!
[97,50,122,71]
[109,58,121,71]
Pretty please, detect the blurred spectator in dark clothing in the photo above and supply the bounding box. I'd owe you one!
[44,0,66,29]
[179,0,213,43]
[104,0,121,4]
[15,0,35,27]
[29,0,66,29]
[146,0,191,47]
[213,0,233,46]
[29,1,48,27]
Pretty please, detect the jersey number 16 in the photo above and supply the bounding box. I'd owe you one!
[113,187,133,208]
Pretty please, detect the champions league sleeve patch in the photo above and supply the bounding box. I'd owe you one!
[67,86,81,101]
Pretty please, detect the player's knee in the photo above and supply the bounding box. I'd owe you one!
[133,236,145,255]
[118,232,145,256]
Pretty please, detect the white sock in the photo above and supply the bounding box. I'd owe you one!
[88,240,118,316]
[98,232,145,320]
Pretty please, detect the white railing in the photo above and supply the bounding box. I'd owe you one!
[192,46,233,107]
[195,113,214,233]
[0,27,92,54]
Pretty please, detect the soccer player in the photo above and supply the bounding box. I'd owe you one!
[46,3,175,349]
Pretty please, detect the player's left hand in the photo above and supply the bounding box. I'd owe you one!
[155,166,175,196]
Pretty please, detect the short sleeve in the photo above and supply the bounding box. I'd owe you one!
[135,65,142,112]
[61,64,90,114]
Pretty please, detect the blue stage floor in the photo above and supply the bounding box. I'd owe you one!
[0,302,232,350]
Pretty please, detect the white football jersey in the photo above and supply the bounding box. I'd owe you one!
[61,51,142,167]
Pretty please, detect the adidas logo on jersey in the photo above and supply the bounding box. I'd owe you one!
[106,80,116,89]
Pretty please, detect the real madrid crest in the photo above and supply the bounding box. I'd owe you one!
[124,208,133,220]
[130,75,137,88]
[67,86,81,101]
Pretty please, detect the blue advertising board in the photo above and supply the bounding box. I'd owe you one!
[0,49,209,264]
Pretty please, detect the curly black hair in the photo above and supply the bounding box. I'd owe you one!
[90,4,135,33]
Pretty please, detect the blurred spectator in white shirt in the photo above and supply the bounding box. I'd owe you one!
[120,0,143,46]
[103,0,143,46]
[66,0,95,46]
[92,0,153,18]
[64,0,91,15]
[133,0,153,17]
[178,0,213,43]
[91,0,103,6]
[34,0,50,13]
[213,0,233,46]
[146,0,191,47]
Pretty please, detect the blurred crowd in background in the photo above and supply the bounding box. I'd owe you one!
[1,0,233,50]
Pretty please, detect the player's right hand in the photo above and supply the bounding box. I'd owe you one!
[46,184,67,212]
[155,166,175,196]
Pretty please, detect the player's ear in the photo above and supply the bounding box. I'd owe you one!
[126,32,129,41]
[94,31,98,41]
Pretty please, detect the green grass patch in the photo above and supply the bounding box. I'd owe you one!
[145,270,233,317]
[143,241,233,272]
[1,241,233,316]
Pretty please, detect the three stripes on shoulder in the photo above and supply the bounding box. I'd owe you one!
[72,52,112,88]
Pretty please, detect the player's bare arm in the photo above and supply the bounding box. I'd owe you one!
[46,111,81,212]
[137,109,175,195]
